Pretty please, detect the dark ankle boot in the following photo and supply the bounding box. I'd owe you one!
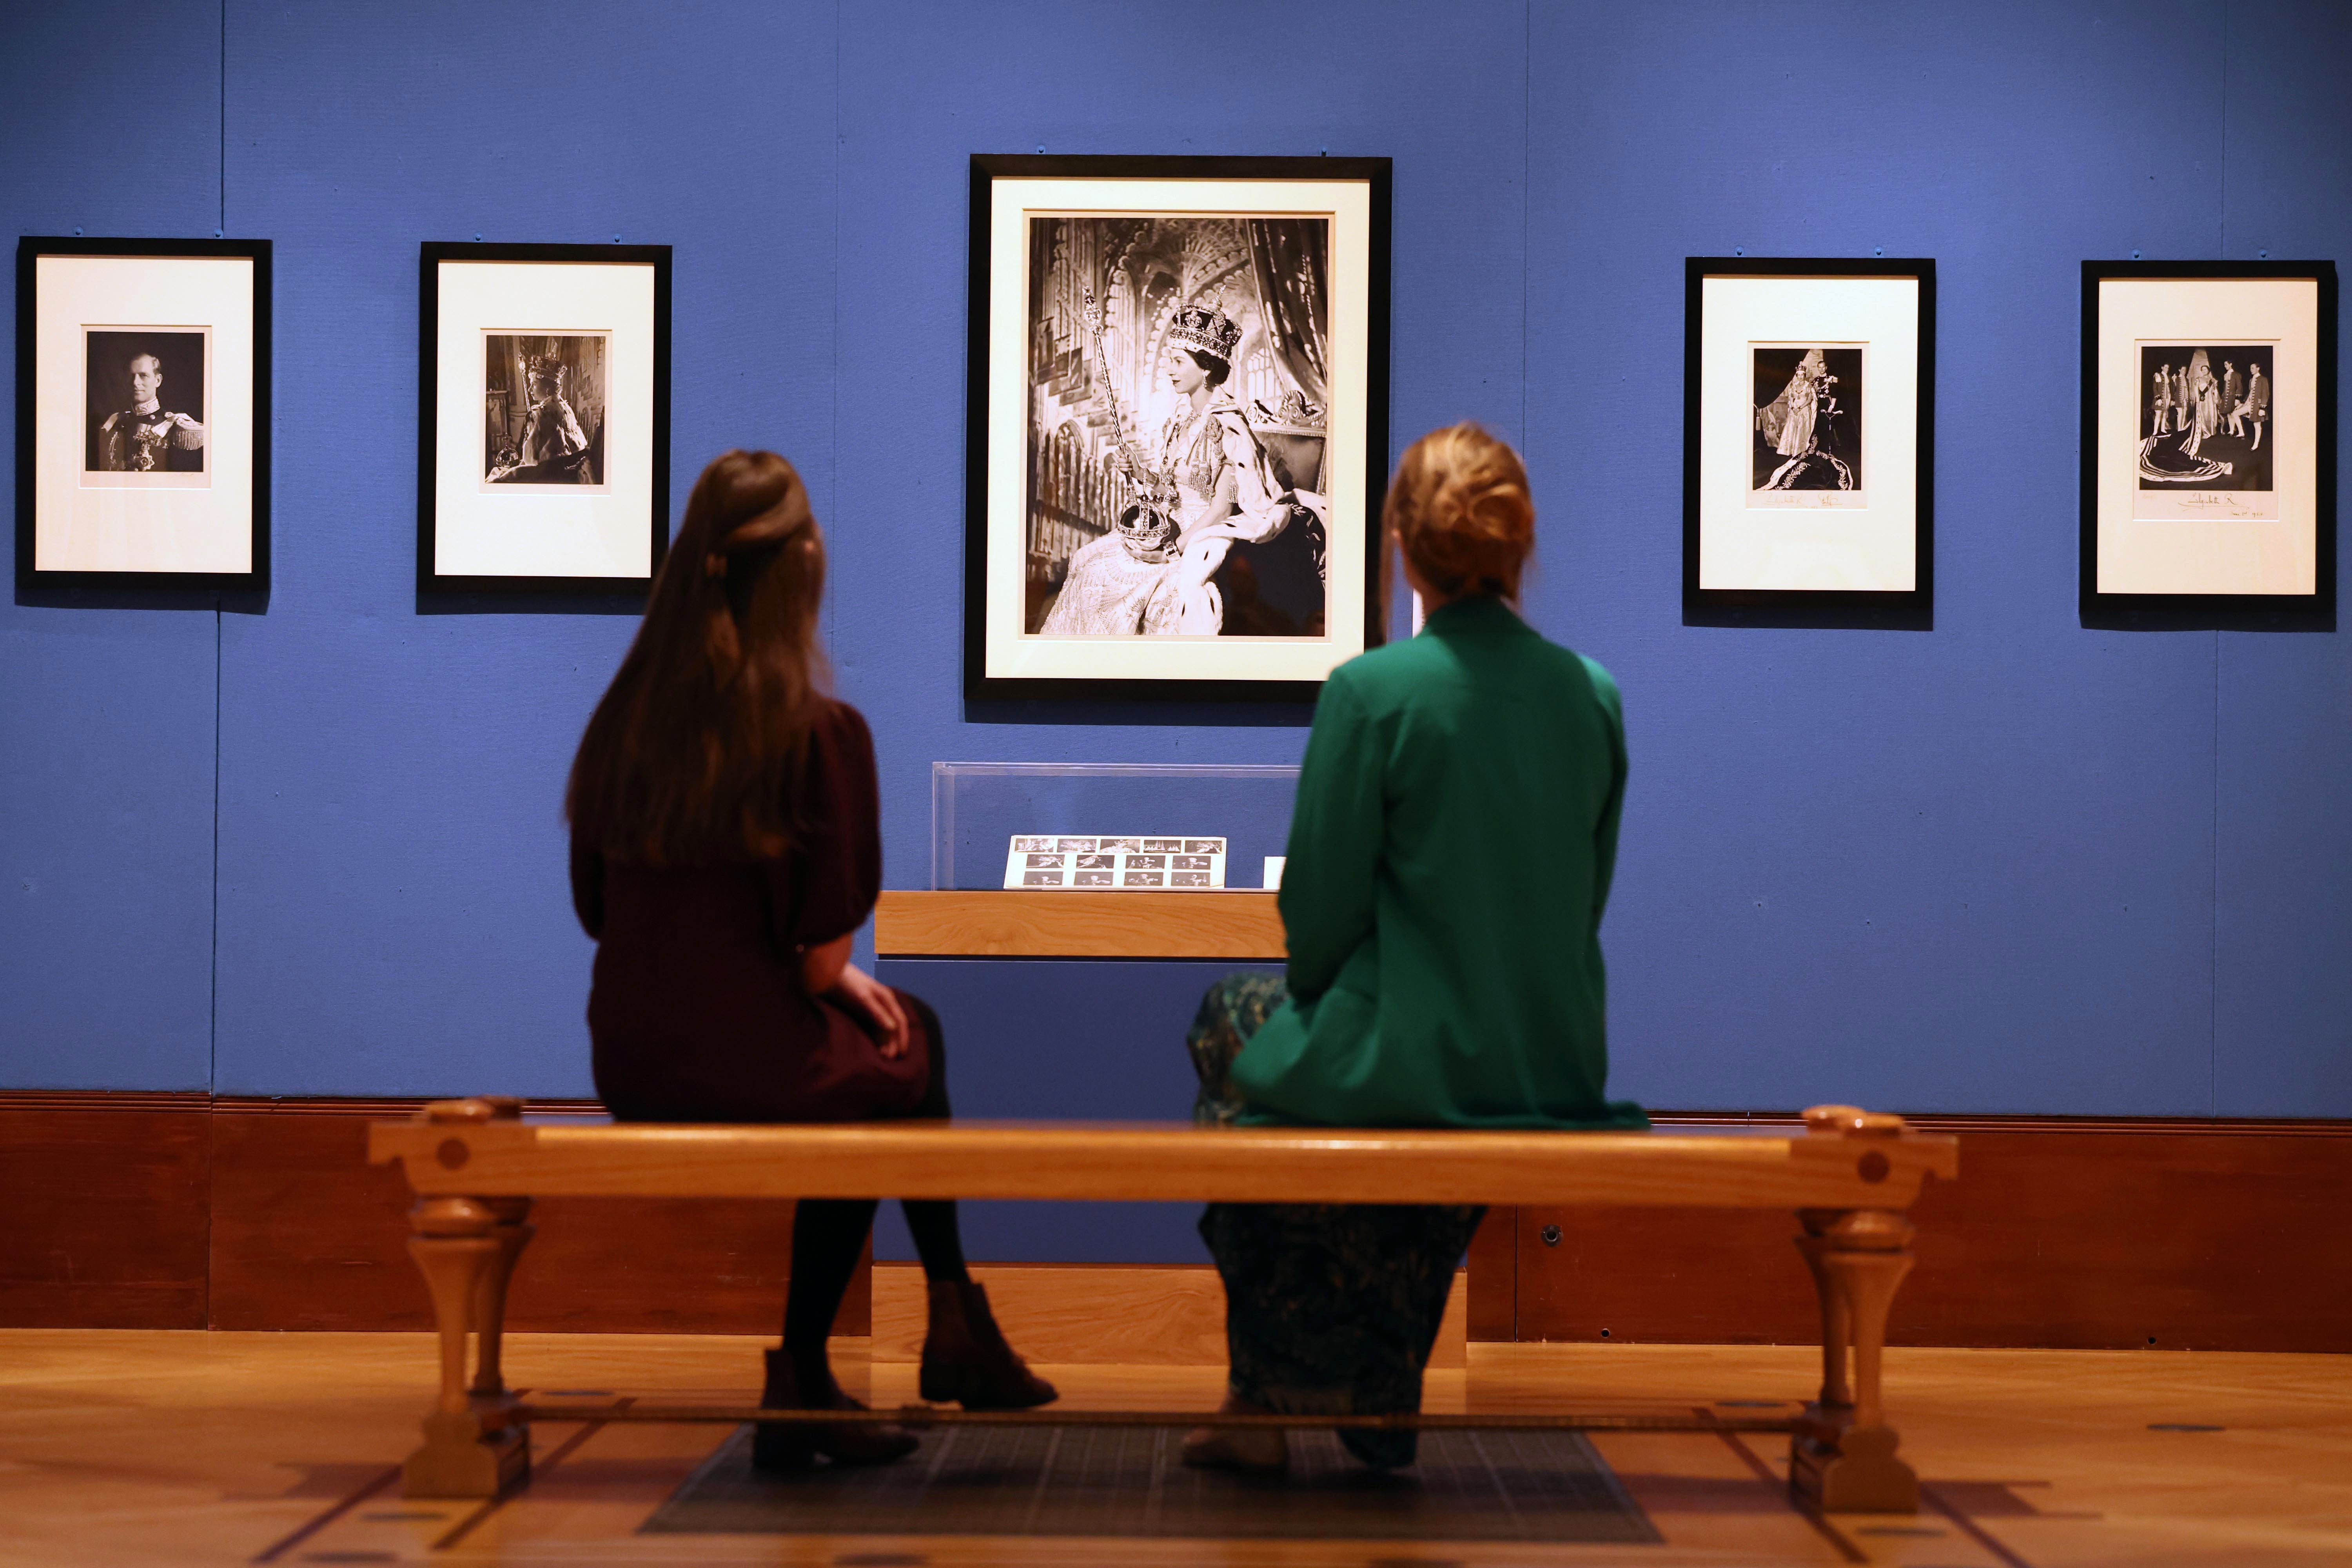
[918,1281,1058,1409]
[751,1349,817,1471]
[755,1348,918,1470]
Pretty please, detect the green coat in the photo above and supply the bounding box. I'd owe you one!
[1231,595,1647,1131]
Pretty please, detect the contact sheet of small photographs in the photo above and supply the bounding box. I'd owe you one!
[1003,836,1227,890]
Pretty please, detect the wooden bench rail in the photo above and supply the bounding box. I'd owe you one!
[369,1119,1956,1209]
[372,1098,1956,1516]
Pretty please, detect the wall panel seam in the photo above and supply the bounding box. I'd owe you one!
[2213,11,2228,1120]
[828,0,842,656]
[210,606,221,1096]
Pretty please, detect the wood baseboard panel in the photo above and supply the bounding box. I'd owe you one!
[205,1107,871,1335]
[0,1095,866,1336]
[4,1092,2345,1351]
[0,1103,212,1329]
[869,1262,1467,1368]
[1498,1120,2352,1353]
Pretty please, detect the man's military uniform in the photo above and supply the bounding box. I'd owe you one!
[97,404,205,472]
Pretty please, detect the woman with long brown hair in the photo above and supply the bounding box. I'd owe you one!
[568,450,1054,1470]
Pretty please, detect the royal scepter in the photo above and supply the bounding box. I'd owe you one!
[1080,285,1166,507]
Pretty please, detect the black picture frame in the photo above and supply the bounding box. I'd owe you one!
[2079,259,2336,631]
[964,153,1392,703]
[1682,256,1936,629]
[16,236,272,593]
[417,241,671,597]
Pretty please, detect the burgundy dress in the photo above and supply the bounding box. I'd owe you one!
[572,700,933,1123]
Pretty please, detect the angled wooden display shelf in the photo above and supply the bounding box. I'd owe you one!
[873,888,1285,960]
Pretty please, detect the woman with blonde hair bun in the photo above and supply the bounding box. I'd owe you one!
[1182,422,1646,1475]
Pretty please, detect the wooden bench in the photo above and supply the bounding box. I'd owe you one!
[369,1100,1957,1514]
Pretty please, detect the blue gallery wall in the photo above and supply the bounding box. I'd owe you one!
[1532,1,2234,1117]
[1,6,225,1091]
[5,1,2351,1189]
[206,3,839,1098]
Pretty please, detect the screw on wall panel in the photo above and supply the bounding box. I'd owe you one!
[1873,247,1883,256]
[1539,1224,1561,1246]
[1600,1328,1612,1338]
[2132,250,2142,259]
[2260,250,2270,259]
[612,234,621,243]
[1733,247,1743,256]
[73,227,82,235]
[474,234,482,241]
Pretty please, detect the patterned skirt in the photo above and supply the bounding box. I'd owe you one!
[1185,973,1486,1469]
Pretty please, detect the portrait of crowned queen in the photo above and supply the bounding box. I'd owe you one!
[1026,216,1333,638]
[483,336,606,487]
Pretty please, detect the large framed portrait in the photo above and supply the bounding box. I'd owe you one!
[418,242,671,595]
[965,154,1391,702]
[2080,260,2336,626]
[1683,258,1935,624]
[16,236,270,590]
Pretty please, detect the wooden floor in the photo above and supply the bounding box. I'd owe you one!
[2,1330,2347,1566]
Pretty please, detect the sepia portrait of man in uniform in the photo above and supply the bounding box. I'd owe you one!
[94,350,206,472]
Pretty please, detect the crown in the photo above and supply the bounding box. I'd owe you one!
[526,354,564,385]
[1165,303,1242,363]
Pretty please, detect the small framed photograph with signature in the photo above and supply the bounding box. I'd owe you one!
[1683,257,1934,625]
[2080,261,2335,625]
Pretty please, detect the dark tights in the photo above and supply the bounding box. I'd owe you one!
[781,991,969,1379]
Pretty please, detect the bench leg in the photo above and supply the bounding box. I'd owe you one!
[470,1198,535,1397]
[1789,1209,1918,1514]
[1794,1209,1852,1409]
[402,1195,530,1499]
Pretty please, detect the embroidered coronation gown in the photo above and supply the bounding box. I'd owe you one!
[1036,393,1292,636]
[1761,366,1820,462]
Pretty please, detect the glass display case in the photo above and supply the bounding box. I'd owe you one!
[929,761,1300,891]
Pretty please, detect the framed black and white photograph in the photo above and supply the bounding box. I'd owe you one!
[1750,345,1863,499]
[966,154,1391,701]
[16,237,269,590]
[2081,261,2335,625]
[482,332,607,490]
[419,243,669,595]
[1683,258,1934,623]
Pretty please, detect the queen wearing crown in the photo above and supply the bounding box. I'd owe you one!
[1040,302,1296,635]
[489,354,591,483]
